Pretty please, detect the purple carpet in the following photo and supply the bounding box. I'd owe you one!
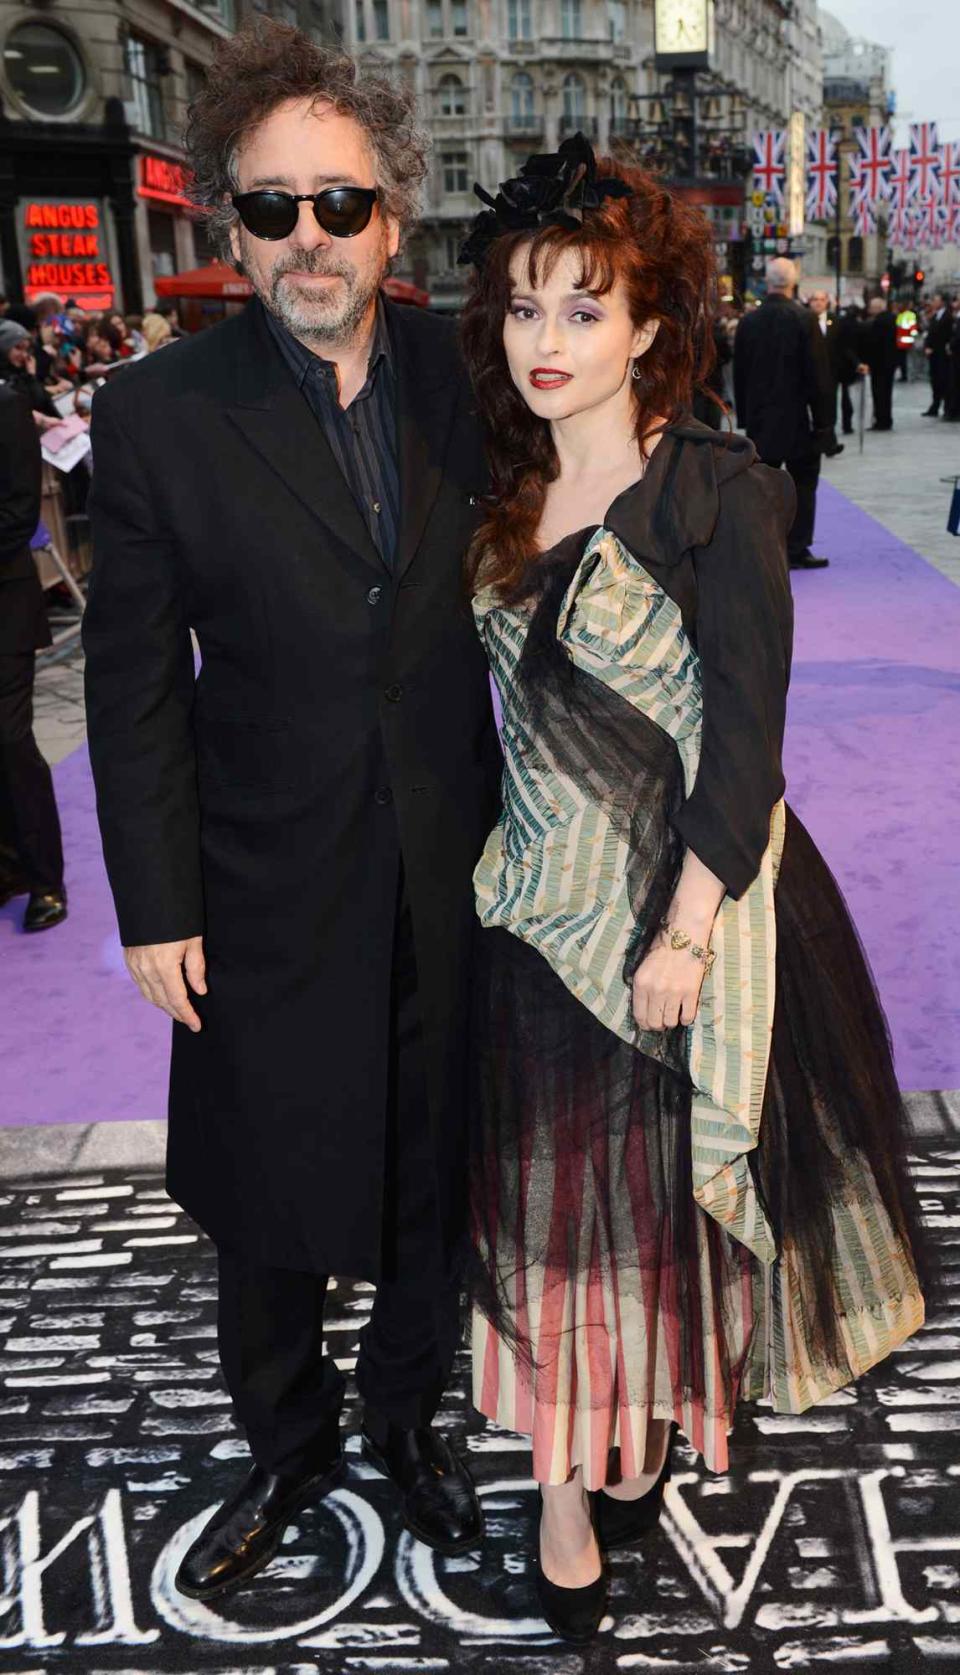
[2,479,958,1128]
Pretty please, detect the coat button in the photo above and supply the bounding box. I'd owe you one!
[384,683,403,702]
[374,787,393,806]
[367,585,382,605]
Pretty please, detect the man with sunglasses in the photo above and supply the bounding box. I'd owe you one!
[83,21,500,1600]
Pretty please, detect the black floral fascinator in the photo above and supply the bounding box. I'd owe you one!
[457,132,633,268]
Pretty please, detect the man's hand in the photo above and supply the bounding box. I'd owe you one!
[124,937,207,1031]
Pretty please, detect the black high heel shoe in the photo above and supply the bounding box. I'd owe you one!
[535,1486,607,1645]
[591,1422,678,1550]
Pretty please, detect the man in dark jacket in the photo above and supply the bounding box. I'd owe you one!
[924,293,953,416]
[734,258,838,570]
[84,24,498,1602]
[0,385,66,929]
[859,297,898,431]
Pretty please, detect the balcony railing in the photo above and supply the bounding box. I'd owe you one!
[505,114,545,137]
[559,115,598,139]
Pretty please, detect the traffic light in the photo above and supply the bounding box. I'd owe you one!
[914,268,925,285]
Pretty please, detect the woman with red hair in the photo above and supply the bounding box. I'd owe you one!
[459,137,929,1644]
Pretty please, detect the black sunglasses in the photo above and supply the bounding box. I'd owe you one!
[231,186,379,241]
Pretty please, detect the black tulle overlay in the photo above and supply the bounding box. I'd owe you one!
[468,536,930,1486]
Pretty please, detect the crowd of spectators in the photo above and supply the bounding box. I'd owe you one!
[0,291,182,416]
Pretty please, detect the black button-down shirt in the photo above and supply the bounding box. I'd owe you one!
[262,297,400,570]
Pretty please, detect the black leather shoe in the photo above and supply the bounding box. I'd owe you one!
[922,407,939,416]
[23,890,68,932]
[535,1487,607,1644]
[360,1423,483,1554]
[590,1423,678,1550]
[175,1451,344,1601]
[788,552,830,570]
[824,442,845,456]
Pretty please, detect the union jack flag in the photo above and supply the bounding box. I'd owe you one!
[854,125,892,205]
[887,148,912,213]
[848,156,876,235]
[916,194,946,249]
[940,140,960,207]
[909,121,941,202]
[805,128,837,220]
[751,129,786,203]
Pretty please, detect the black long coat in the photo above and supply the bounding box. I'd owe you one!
[0,384,50,656]
[733,293,834,460]
[83,299,502,1280]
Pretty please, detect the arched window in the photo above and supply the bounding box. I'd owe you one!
[610,76,627,122]
[437,72,466,115]
[511,71,534,121]
[562,72,585,121]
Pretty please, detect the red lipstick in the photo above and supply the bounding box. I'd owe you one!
[529,367,573,390]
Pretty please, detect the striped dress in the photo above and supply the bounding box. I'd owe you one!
[469,526,925,1486]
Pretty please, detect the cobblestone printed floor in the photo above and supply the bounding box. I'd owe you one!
[0,1150,958,1673]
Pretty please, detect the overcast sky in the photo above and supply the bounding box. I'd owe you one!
[825,0,960,145]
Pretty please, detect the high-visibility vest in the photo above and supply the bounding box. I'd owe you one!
[896,309,918,350]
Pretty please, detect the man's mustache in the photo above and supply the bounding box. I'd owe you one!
[272,254,353,282]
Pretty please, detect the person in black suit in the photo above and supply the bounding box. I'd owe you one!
[0,385,66,930]
[946,303,960,422]
[809,291,861,435]
[734,258,838,569]
[859,297,898,431]
[83,22,499,1601]
[923,293,953,416]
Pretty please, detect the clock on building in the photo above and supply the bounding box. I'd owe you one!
[654,0,714,66]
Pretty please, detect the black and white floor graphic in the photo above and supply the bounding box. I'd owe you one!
[1,1147,959,1673]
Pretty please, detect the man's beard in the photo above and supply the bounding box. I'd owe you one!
[243,239,386,347]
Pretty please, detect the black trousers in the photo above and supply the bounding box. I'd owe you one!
[761,452,820,562]
[929,352,949,413]
[0,651,64,892]
[839,381,855,433]
[216,892,461,1477]
[870,368,895,430]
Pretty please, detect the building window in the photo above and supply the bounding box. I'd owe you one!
[355,0,367,39]
[426,0,444,35]
[148,209,177,281]
[373,0,390,39]
[562,72,585,121]
[610,76,628,130]
[452,0,469,35]
[511,72,534,121]
[442,150,469,194]
[444,232,461,269]
[124,34,167,143]
[847,235,863,274]
[609,0,626,42]
[185,60,206,106]
[438,73,467,115]
[561,0,581,39]
[3,21,86,118]
[507,0,532,40]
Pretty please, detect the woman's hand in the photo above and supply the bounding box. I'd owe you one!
[632,933,708,1032]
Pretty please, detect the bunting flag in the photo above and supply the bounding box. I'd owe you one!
[908,121,941,202]
[941,140,960,207]
[751,129,786,202]
[888,148,913,214]
[854,125,892,203]
[805,128,837,220]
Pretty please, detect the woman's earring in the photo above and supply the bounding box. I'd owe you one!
[631,361,641,380]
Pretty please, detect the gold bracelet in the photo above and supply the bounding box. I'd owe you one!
[661,925,716,975]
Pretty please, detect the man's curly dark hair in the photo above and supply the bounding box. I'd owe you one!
[185,20,429,260]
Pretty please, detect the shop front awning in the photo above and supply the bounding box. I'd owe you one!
[154,262,430,308]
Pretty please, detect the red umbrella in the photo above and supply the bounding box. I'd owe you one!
[154,262,430,307]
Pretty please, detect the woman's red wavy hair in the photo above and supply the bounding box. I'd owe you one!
[460,159,718,599]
